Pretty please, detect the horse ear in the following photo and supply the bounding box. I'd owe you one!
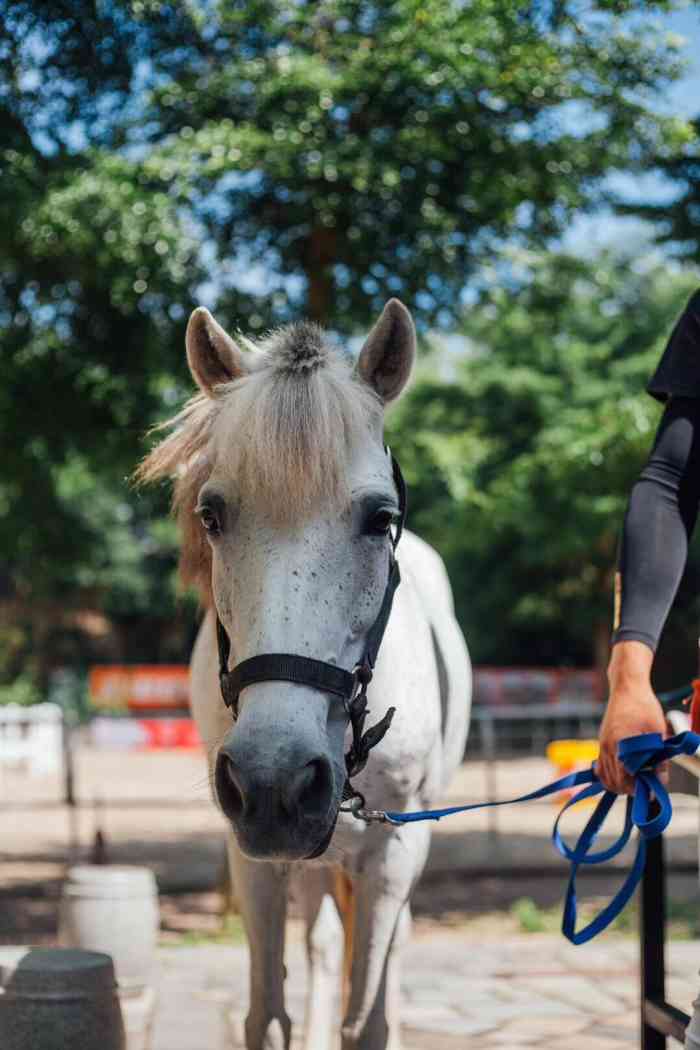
[357,299,416,403]
[185,307,249,396]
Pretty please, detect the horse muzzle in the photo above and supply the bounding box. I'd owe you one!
[215,731,340,860]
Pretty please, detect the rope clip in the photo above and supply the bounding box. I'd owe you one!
[339,788,398,824]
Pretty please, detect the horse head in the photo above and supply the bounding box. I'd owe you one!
[141,300,416,860]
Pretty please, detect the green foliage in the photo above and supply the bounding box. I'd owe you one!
[511,897,546,933]
[0,1,696,671]
[387,253,700,666]
[138,0,689,327]
[621,115,700,265]
[163,912,247,948]
[0,675,42,707]
[510,888,700,940]
[0,5,204,617]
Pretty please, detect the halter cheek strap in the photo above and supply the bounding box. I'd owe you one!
[216,453,406,783]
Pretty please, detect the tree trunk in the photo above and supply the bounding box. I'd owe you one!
[307,266,334,324]
[304,225,337,324]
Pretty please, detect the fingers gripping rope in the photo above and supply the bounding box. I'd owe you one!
[363,731,700,945]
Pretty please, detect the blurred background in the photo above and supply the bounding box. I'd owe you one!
[3,3,700,1027]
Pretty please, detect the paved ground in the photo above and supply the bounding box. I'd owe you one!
[149,929,700,1049]
[3,746,700,1047]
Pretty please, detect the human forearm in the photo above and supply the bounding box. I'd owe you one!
[607,640,654,689]
[612,397,700,652]
[600,398,700,792]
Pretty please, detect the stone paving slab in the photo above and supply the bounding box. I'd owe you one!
[145,932,700,1049]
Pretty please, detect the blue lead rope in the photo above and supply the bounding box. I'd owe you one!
[384,731,700,945]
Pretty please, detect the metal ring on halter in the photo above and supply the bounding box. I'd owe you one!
[345,662,372,713]
[339,789,366,815]
[338,787,398,825]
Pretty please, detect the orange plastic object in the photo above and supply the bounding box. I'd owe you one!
[690,680,700,734]
[546,739,600,803]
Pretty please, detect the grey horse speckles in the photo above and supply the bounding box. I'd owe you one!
[140,299,472,1050]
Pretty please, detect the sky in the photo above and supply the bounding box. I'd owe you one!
[564,4,700,255]
[665,6,700,119]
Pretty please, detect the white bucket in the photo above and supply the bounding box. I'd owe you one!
[59,866,159,993]
[0,946,125,1050]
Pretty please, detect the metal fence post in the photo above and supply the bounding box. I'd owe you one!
[481,711,499,839]
[640,827,690,1047]
[61,709,75,807]
[641,832,667,1050]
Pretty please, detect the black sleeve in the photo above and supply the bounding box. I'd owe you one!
[612,398,700,651]
[647,290,700,402]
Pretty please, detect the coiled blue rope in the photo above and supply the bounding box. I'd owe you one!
[384,730,700,945]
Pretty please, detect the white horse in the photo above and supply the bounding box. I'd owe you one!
[139,299,471,1050]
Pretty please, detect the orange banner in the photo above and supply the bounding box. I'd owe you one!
[89,666,190,712]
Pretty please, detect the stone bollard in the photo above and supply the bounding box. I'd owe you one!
[0,946,125,1050]
[59,866,159,1050]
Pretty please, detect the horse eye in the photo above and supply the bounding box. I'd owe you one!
[199,506,221,536]
[367,509,395,536]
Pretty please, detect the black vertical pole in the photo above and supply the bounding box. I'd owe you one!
[62,710,75,807]
[640,826,666,1050]
[61,707,81,858]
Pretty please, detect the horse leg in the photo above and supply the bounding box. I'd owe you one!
[299,867,343,1050]
[341,823,431,1050]
[386,903,410,1050]
[227,834,291,1050]
[332,869,355,1015]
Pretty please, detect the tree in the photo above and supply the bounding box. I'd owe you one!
[386,252,700,672]
[0,1,694,679]
[0,4,202,600]
[140,0,690,328]
[0,5,206,677]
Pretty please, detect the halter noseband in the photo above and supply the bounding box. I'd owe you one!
[215,452,407,787]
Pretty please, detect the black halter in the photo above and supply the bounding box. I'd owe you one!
[216,452,407,785]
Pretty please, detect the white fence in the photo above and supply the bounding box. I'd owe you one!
[0,702,63,775]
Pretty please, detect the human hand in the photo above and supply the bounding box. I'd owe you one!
[596,642,668,795]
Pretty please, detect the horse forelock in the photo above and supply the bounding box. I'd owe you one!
[137,325,381,603]
[262,321,330,375]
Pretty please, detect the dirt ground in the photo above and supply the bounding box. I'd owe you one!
[3,747,700,1048]
[1,745,699,946]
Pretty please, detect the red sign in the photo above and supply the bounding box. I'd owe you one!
[90,716,202,750]
[138,719,201,749]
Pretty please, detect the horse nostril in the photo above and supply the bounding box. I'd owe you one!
[282,758,333,819]
[215,752,245,821]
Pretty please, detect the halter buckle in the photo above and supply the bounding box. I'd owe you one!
[344,662,372,715]
[352,661,373,691]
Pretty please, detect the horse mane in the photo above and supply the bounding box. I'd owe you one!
[136,322,380,603]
